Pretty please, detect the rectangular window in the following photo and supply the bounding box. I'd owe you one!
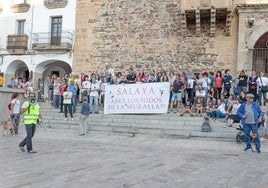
[51,16,62,45]
[17,20,25,34]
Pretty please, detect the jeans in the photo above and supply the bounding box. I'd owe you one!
[244,123,260,151]
[53,94,60,108]
[11,113,20,134]
[208,110,226,119]
[72,95,77,113]
[64,104,73,118]
[224,85,231,95]
[215,88,222,99]
[187,88,195,104]
[90,95,99,113]
[238,86,248,94]
[60,95,64,112]
[79,115,88,135]
[19,124,36,152]
[258,90,267,105]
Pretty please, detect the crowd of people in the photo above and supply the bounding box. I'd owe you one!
[44,67,268,152]
[5,76,34,97]
[4,67,268,152]
[44,68,267,119]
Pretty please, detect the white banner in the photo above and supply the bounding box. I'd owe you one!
[104,82,170,114]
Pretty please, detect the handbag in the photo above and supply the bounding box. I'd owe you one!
[261,86,268,92]
[260,78,268,92]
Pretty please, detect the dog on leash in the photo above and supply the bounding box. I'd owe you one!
[2,121,15,136]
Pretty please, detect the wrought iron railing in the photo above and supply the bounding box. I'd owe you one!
[32,31,73,50]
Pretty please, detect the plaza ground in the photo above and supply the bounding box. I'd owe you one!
[0,128,268,188]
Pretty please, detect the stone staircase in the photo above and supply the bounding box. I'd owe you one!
[39,102,240,140]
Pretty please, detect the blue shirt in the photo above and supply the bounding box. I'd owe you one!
[81,102,90,116]
[69,84,77,96]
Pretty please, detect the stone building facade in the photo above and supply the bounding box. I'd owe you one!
[73,0,268,76]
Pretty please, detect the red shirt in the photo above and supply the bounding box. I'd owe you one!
[214,77,223,88]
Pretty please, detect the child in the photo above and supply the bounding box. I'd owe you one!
[180,99,194,117]
[195,98,203,116]
[79,96,90,136]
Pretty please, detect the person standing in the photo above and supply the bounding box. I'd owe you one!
[248,71,258,101]
[59,78,68,113]
[126,68,136,84]
[79,97,91,136]
[19,95,42,154]
[169,74,184,113]
[237,93,263,153]
[256,71,268,106]
[0,72,4,87]
[186,69,196,104]
[237,69,248,94]
[52,77,61,108]
[69,80,77,113]
[214,70,223,99]
[63,86,73,120]
[223,69,232,96]
[89,76,100,113]
[10,93,21,134]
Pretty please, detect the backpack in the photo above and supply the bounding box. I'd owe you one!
[201,119,212,132]
[8,103,12,111]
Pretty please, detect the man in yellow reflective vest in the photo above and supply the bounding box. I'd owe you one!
[19,94,42,154]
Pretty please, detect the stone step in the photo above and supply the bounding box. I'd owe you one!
[38,103,239,140]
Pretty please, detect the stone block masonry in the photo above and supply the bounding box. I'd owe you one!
[73,0,237,75]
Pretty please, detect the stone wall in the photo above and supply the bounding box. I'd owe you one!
[73,0,239,75]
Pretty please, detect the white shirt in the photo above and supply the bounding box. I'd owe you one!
[11,98,21,114]
[100,83,110,95]
[199,77,208,88]
[90,81,100,97]
[217,103,226,114]
[231,103,241,114]
[257,76,268,87]
[82,80,91,89]
[195,89,205,98]
[63,91,72,104]
[187,79,194,88]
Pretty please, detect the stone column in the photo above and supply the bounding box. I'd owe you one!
[210,7,216,37]
[181,10,186,37]
[224,9,232,36]
[196,9,201,37]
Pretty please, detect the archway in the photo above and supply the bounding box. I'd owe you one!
[34,60,72,100]
[252,32,268,75]
[5,60,29,86]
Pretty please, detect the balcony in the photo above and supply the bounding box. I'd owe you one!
[32,31,73,52]
[44,0,68,9]
[6,34,28,55]
[11,3,30,13]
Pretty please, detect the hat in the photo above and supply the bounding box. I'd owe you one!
[246,93,254,98]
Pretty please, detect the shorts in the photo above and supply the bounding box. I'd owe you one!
[171,93,182,101]
[227,114,241,123]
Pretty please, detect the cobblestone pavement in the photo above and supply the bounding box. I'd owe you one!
[0,128,268,188]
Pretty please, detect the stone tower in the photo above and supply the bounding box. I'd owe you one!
[73,0,268,76]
